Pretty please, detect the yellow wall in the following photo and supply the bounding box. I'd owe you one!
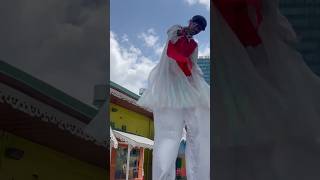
[110,103,154,180]
[110,103,154,139]
[0,131,106,180]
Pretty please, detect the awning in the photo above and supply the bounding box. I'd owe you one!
[113,130,154,149]
[110,127,118,148]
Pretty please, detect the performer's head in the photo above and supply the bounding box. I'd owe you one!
[188,15,207,35]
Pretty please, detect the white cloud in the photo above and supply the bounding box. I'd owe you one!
[138,28,159,47]
[110,31,157,94]
[138,28,165,58]
[184,0,210,10]
[121,34,129,42]
[147,28,156,35]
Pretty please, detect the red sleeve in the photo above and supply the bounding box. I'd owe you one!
[167,41,192,76]
[167,41,189,63]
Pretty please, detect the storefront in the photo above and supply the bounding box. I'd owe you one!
[110,129,153,180]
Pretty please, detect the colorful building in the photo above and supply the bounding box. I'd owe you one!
[109,81,154,180]
[0,61,107,179]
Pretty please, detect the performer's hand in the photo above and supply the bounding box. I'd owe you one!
[177,29,186,36]
[178,28,192,38]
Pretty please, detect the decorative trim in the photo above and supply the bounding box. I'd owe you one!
[110,88,153,114]
[0,83,107,147]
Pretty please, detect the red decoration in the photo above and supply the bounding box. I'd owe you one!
[167,36,197,76]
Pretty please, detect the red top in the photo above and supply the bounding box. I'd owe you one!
[214,0,263,47]
[167,36,197,76]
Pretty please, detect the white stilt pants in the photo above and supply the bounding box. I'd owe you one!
[152,106,210,180]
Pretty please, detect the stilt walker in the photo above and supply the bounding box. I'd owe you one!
[137,15,210,180]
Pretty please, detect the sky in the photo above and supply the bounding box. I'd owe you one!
[110,0,210,95]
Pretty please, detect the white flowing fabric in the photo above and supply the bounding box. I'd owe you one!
[137,25,211,180]
[136,25,210,110]
[213,0,320,147]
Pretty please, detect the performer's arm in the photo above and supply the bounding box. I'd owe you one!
[167,25,182,43]
[166,25,196,76]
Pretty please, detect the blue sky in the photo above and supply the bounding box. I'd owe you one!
[110,0,210,94]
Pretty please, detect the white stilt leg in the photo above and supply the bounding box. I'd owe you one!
[152,108,185,180]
